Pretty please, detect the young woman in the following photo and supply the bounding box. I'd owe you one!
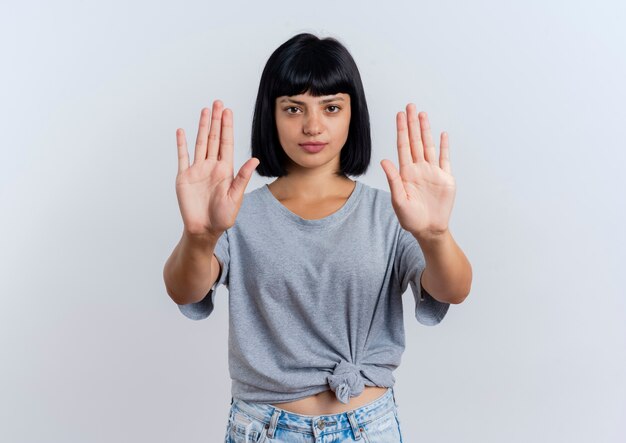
[164,33,472,443]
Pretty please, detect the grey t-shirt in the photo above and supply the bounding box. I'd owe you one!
[177,180,450,404]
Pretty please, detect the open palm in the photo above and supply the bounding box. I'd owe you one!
[175,100,259,238]
[380,104,456,239]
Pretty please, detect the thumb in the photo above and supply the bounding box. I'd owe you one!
[380,159,405,202]
[231,157,260,200]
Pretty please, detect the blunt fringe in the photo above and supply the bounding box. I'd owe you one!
[251,33,371,178]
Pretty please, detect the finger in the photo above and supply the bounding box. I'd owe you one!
[176,128,189,174]
[440,132,452,175]
[206,100,224,160]
[419,111,437,165]
[220,108,234,167]
[380,159,407,205]
[231,157,260,200]
[194,107,210,165]
[396,112,413,168]
[406,103,424,163]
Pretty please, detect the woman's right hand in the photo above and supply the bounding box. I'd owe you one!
[175,100,260,239]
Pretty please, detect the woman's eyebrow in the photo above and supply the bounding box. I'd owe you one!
[279,97,345,105]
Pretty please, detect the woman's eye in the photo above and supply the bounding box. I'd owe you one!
[284,105,340,114]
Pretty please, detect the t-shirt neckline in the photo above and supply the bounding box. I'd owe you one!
[260,180,364,228]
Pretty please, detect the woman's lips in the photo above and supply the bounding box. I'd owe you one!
[299,143,327,153]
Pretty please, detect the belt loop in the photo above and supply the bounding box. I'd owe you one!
[346,411,362,440]
[391,387,398,407]
[266,408,281,439]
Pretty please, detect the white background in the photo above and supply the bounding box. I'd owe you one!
[1,0,625,441]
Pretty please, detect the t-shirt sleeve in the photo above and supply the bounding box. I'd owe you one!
[177,230,230,321]
[394,226,450,326]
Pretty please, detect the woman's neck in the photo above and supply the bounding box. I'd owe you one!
[268,174,355,202]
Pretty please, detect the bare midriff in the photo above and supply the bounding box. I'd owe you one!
[269,386,389,415]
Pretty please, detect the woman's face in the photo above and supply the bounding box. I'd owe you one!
[274,91,351,173]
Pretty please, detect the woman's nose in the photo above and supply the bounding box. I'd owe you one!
[303,112,323,135]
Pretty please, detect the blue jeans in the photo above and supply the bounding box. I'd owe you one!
[224,387,403,442]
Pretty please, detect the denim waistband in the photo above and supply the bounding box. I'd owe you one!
[231,387,397,437]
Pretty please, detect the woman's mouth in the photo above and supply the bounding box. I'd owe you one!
[299,143,327,153]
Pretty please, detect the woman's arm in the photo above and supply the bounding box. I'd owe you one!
[416,229,472,304]
[163,231,222,305]
[381,104,471,304]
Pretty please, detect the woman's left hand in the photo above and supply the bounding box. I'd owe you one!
[380,103,456,240]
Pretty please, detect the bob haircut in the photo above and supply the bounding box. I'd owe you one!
[251,33,371,178]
